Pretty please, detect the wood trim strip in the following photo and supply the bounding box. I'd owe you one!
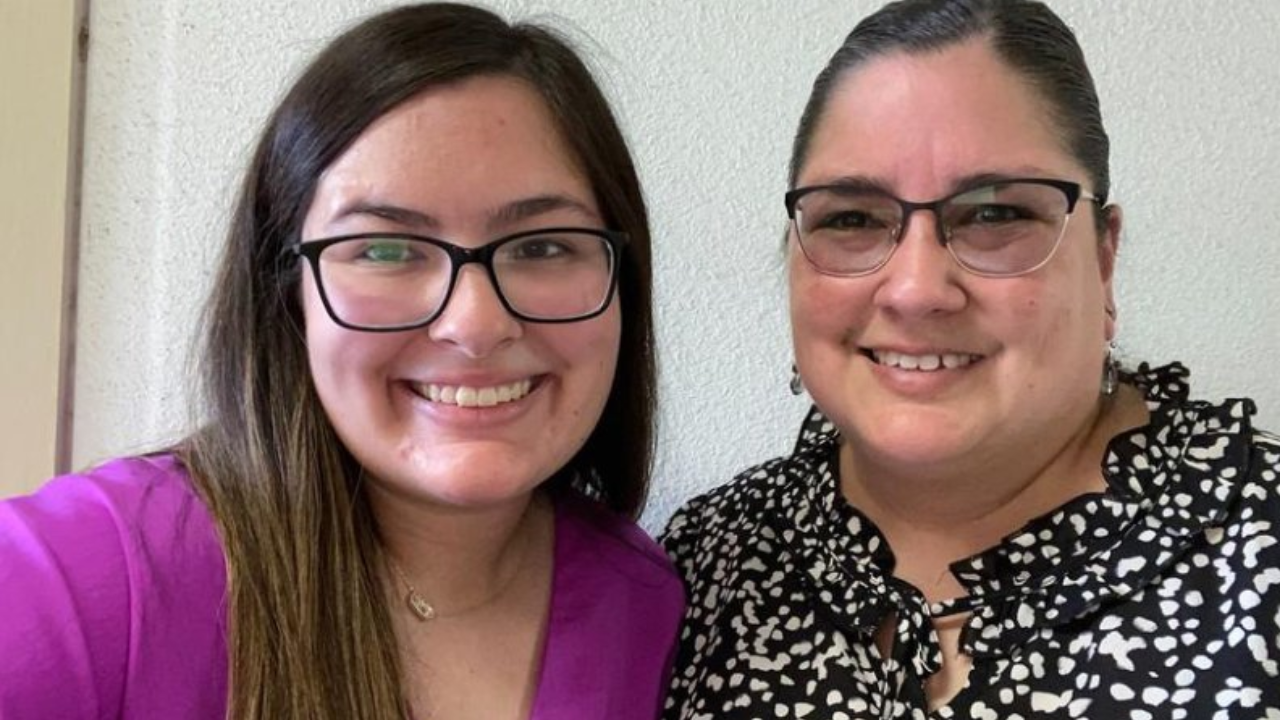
[55,0,91,474]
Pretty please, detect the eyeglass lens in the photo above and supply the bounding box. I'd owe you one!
[793,181,1075,276]
[314,230,616,329]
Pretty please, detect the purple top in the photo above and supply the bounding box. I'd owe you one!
[0,455,683,719]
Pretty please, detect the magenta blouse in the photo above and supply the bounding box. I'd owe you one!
[0,455,683,719]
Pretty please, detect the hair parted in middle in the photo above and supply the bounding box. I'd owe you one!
[180,3,655,717]
[789,0,1111,231]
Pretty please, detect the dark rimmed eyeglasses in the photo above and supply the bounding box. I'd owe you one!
[293,227,627,332]
[784,178,1103,278]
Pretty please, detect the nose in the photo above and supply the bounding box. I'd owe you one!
[871,212,967,317]
[426,265,522,357]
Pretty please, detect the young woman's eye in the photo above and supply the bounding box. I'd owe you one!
[359,240,417,263]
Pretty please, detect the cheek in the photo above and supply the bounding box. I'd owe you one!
[788,256,824,337]
[589,317,624,404]
[299,278,333,378]
[301,278,403,402]
[299,271,328,339]
[789,263,869,349]
[582,311,623,379]
[301,279,343,382]
[543,308,622,384]
[1001,275,1096,368]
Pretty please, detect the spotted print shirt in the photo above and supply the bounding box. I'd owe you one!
[661,364,1280,719]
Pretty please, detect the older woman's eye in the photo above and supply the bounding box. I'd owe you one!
[958,204,1031,226]
[816,210,887,231]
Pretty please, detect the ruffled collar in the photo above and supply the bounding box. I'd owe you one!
[768,362,1257,677]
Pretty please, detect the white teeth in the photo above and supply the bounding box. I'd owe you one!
[418,379,533,407]
[873,350,978,372]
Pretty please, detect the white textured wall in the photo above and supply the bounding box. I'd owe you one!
[77,1,1280,531]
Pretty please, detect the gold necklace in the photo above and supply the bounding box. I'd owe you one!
[389,559,437,622]
[384,496,546,623]
[386,548,532,623]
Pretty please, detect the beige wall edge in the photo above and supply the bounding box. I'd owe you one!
[0,0,85,496]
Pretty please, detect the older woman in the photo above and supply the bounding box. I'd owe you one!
[662,0,1280,718]
[0,4,681,719]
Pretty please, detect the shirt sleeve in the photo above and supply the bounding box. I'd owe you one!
[657,497,708,720]
[659,494,707,598]
[0,474,134,719]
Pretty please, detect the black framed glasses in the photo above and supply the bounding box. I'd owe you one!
[293,227,627,331]
[784,178,1102,278]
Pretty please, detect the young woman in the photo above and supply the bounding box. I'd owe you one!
[0,5,682,718]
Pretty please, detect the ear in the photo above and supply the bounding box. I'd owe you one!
[1097,204,1123,341]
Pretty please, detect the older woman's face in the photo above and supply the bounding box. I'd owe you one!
[789,40,1120,472]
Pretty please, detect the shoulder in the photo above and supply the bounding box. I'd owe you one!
[0,454,226,715]
[7,453,203,519]
[1253,428,1280,463]
[1126,364,1280,514]
[534,496,684,719]
[1147,391,1280,600]
[1,453,216,560]
[551,493,685,676]
[557,492,681,594]
[662,404,836,560]
[1241,428,1280,507]
[1,454,219,568]
[660,451,802,563]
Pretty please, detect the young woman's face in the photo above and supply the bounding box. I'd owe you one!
[299,75,621,512]
[789,40,1120,473]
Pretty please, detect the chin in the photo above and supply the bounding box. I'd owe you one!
[430,481,544,509]
[850,411,981,467]
[390,470,547,510]
[362,444,556,510]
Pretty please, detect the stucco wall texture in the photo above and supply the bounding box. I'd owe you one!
[75,1,1280,531]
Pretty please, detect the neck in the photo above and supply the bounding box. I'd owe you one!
[842,388,1148,597]
[370,488,551,615]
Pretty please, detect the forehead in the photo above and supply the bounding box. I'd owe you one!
[336,74,582,178]
[799,40,1084,193]
[307,74,598,231]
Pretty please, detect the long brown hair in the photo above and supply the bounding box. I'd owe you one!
[179,3,655,716]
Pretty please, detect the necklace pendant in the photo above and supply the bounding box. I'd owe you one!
[406,591,436,621]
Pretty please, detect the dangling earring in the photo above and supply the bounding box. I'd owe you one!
[789,363,804,396]
[1101,342,1119,397]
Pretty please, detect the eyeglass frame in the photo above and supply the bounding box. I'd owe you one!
[291,227,629,332]
[783,177,1104,278]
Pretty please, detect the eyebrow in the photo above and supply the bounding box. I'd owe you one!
[333,201,438,230]
[807,175,893,194]
[807,169,1060,199]
[330,194,598,233]
[949,171,1052,194]
[489,194,598,228]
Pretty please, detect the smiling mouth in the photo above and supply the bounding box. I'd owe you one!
[411,378,536,408]
[866,349,982,371]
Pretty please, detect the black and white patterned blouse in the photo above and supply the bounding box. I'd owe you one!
[661,364,1280,719]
